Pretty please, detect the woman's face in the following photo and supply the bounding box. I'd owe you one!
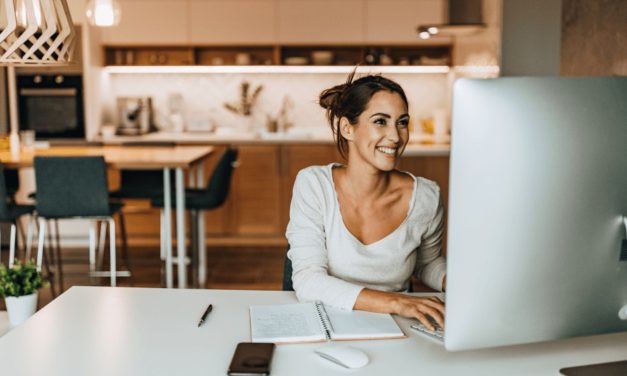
[342,90,410,172]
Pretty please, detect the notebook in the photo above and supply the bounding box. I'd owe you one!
[249,301,406,343]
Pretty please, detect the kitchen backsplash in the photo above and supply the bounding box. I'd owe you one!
[104,72,449,134]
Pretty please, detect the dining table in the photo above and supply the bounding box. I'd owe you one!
[0,144,214,289]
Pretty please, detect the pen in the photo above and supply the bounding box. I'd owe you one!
[197,303,213,327]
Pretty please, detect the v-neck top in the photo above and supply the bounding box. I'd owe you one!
[286,164,446,311]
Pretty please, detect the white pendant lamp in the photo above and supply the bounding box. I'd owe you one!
[85,0,120,27]
[0,0,76,64]
[0,0,76,151]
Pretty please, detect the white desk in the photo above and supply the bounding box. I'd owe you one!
[0,287,625,375]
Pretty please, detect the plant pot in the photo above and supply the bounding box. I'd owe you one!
[5,292,38,326]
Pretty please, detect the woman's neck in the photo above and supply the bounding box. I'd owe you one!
[339,161,393,201]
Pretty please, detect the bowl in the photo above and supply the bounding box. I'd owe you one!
[311,51,334,65]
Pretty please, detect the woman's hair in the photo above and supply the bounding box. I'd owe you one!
[319,70,408,159]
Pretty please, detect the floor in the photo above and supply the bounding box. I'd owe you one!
[1,245,286,310]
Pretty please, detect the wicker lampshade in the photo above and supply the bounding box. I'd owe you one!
[0,0,76,65]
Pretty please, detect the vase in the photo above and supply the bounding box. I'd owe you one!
[5,292,38,327]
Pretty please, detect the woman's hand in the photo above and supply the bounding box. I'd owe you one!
[354,289,445,331]
[392,295,445,331]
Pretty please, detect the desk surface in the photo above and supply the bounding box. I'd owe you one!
[0,146,214,169]
[0,287,625,376]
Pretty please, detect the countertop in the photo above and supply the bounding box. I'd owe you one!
[96,131,450,157]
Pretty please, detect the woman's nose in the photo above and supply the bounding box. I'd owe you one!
[386,125,400,143]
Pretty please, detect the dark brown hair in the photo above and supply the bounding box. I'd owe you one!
[319,70,408,159]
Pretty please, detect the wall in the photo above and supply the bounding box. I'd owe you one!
[561,0,627,76]
[500,0,562,76]
[103,72,450,134]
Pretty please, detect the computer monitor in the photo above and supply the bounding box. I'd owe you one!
[444,76,627,351]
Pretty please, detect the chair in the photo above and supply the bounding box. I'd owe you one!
[33,156,128,287]
[283,245,294,291]
[0,166,35,268]
[150,147,238,286]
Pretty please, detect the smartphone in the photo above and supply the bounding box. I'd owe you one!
[227,342,275,376]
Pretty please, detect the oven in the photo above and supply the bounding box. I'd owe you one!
[17,74,85,139]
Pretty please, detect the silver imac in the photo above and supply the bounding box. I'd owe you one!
[444,77,627,351]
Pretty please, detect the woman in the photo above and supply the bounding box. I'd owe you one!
[286,72,447,331]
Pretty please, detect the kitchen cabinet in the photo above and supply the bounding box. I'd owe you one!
[365,0,447,43]
[189,0,276,44]
[118,144,449,248]
[101,1,189,45]
[277,0,365,44]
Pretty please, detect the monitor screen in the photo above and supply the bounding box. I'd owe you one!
[445,76,627,351]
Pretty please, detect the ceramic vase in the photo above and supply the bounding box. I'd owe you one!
[5,292,38,326]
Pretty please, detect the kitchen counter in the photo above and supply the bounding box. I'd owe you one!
[96,131,450,156]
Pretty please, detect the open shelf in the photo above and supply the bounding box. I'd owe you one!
[103,44,452,67]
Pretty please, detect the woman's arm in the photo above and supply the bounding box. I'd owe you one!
[354,289,445,330]
[287,169,365,311]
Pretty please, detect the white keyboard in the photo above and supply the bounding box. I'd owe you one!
[410,323,444,342]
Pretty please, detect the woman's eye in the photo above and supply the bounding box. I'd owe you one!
[397,119,409,129]
[374,118,387,126]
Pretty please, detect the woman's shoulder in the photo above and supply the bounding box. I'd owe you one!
[295,163,335,184]
[293,164,337,195]
[396,170,441,205]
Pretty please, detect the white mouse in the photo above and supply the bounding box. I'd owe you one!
[314,345,369,369]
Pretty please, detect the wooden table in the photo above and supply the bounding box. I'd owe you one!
[0,145,214,289]
[1,287,626,375]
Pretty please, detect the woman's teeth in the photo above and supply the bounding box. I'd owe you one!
[376,146,397,155]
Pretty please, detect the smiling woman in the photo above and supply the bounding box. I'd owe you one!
[286,72,448,332]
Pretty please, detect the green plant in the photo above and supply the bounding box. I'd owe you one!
[0,259,45,298]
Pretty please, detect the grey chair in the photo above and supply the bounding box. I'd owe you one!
[150,147,239,286]
[34,156,128,287]
[0,166,35,268]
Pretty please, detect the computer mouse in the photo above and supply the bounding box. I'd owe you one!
[314,345,369,369]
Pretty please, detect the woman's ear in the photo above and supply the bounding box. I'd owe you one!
[339,117,354,141]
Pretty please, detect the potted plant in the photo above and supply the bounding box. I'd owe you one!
[0,259,44,326]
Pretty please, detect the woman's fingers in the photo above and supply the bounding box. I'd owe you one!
[414,312,435,331]
[419,298,446,316]
[419,304,445,329]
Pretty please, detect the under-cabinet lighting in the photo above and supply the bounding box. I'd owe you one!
[104,65,451,75]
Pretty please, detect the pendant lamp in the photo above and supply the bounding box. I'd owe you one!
[0,0,76,64]
[85,0,120,27]
[0,0,76,149]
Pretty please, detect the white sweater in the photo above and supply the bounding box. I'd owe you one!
[286,164,446,311]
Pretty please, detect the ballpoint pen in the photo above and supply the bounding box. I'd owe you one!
[197,303,213,327]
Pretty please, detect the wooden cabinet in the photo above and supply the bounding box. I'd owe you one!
[365,0,447,43]
[118,144,448,248]
[101,1,189,45]
[277,0,365,43]
[229,146,283,235]
[189,0,277,44]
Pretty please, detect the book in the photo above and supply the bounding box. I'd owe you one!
[249,301,406,343]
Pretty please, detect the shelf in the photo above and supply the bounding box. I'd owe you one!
[103,44,452,68]
[103,65,451,74]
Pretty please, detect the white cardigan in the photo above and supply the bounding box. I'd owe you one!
[286,164,446,311]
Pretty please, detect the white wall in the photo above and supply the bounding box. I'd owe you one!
[103,72,450,134]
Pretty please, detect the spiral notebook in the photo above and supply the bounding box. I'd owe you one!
[249,301,406,343]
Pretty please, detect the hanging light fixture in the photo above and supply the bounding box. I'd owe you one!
[85,0,121,27]
[0,0,76,153]
[0,0,76,64]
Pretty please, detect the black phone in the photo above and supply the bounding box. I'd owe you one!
[227,342,275,376]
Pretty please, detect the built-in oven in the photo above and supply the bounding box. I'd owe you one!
[17,74,85,139]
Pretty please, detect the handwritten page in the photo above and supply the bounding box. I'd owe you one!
[250,303,326,343]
